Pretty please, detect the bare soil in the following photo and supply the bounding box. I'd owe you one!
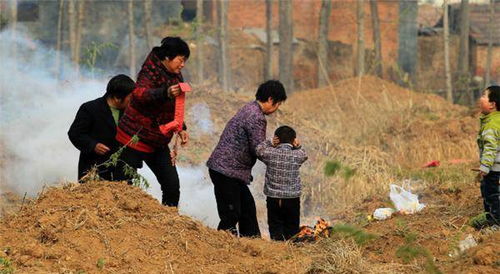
[0,181,311,273]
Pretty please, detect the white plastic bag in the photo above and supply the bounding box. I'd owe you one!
[373,208,395,220]
[389,184,425,214]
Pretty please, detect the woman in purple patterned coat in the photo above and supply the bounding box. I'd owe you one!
[206,80,287,237]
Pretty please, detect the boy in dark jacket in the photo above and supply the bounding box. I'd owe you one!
[256,126,308,240]
[68,74,135,181]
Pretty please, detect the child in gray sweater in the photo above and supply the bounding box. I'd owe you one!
[256,125,308,240]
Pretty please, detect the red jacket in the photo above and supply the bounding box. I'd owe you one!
[117,50,185,151]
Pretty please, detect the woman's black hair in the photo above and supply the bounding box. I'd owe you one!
[255,80,287,104]
[153,36,190,60]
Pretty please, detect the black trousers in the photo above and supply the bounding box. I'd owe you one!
[95,163,127,182]
[209,169,261,237]
[267,197,300,241]
[120,147,180,207]
[481,171,500,223]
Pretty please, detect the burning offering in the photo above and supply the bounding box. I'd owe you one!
[292,218,332,242]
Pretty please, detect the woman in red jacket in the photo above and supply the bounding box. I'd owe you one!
[116,37,189,207]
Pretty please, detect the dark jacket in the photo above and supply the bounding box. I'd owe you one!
[68,96,121,179]
[118,50,185,150]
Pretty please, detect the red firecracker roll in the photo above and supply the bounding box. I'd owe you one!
[159,83,191,136]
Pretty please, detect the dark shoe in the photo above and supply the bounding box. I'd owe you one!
[470,213,489,229]
[470,213,500,229]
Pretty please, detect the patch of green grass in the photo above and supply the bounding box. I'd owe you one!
[0,257,14,274]
[423,112,440,121]
[396,244,427,263]
[332,224,378,246]
[324,160,357,181]
[394,227,442,274]
[468,212,488,228]
[394,218,410,237]
[324,160,342,177]
[342,166,357,180]
[97,258,105,270]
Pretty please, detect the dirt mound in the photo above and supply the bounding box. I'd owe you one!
[0,181,311,273]
[0,192,24,217]
[280,76,476,160]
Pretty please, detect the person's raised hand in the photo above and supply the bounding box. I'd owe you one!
[94,143,110,155]
[293,138,301,148]
[170,149,177,166]
[168,84,181,98]
[272,136,280,147]
[179,130,189,146]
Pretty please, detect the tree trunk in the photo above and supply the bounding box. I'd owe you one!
[279,0,293,92]
[10,0,17,33]
[74,0,85,75]
[55,0,64,78]
[443,0,453,102]
[10,0,17,69]
[215,0,222,83]
[128,0,136,77]
[218,0,231,91]
[356,0,365,77]
[144,0,153,49]
[264,0,273,81]
[317,0,332,87]
[196,0,204,83]
[458,0,470,99]
[370,0,382,77]
[484,0,495,88]
[68,0,76,64]
[397,0,418,87]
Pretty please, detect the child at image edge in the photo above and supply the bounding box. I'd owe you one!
[474,85,500,229]
[256,126,308,240]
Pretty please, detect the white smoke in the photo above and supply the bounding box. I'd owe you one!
[0,28,219,227]
[188,102,214,136]
[0,28,102,195]
[144,166,219,228]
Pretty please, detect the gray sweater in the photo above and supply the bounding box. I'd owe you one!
[256,140,308,198]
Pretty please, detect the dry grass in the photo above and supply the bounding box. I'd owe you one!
[268,76,477,216]
[306,238,369,273]
[305,237,421,274]
[185,76,477,217]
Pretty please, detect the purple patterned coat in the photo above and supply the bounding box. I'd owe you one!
[206,101,266,183]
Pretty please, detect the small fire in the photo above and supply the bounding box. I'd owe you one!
[293,218,332,242]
